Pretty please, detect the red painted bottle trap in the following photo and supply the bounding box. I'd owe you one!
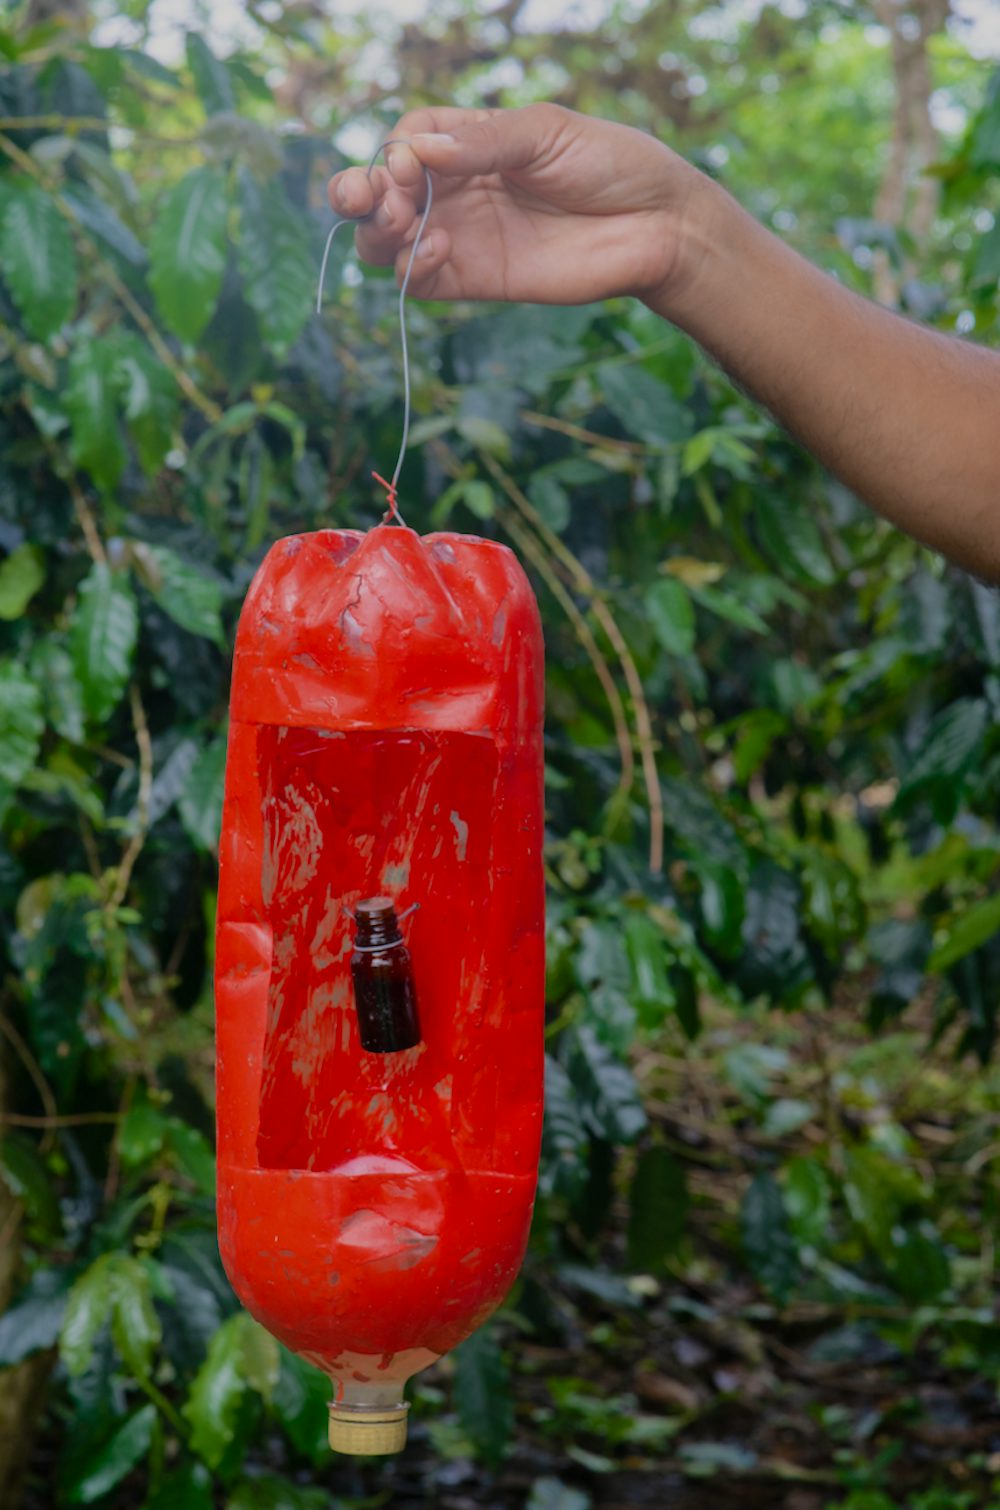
[215,524,545,1454]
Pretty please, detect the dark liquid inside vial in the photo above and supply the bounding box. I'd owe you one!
[350,897,421,1054]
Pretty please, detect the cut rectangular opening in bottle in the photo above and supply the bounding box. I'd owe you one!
[254,725,496,1173]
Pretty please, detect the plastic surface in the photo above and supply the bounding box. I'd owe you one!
[215,525,545,1409]
[327,1403,409,1456]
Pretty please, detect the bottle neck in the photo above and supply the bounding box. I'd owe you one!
[354,907,403,951]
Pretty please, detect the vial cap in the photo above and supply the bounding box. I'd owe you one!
[355,896,395,918]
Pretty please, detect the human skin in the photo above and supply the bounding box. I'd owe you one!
[327,103,1000,582]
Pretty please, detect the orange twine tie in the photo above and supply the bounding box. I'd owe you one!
[372,470,400,523]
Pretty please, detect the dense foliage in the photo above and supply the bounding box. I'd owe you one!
[1,2,1000,1507]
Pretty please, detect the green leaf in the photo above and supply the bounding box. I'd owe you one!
[272,1350,332,1466]
[456,412,511,459]
[60,1256,114,1377]
[896,699,988,823]
[0,1134,60,1236]
[627,1146,688,1271]
[453,305,590,396]
[694,860,745,955]
[30,638,86,743]
[131,543,225,647]
[868,917,931,1025]
[120,1095,169,1169]
[0,544,45,619]
[70,562,138,723]
[540,1055,589,1201]
[0,1268,69,1366]
[187,33,235,114]
[671,965,700,1041]
[237,170,314,356]
[770,657,823,715]
[145,1464,214,1510]
[972,76,1000,168]
[453,1324,512,1468]
[0,179,77,338]
[930,890,1000,973]
[461,479,496,520]
[680,1441,758,1477]
[66,1404,156,1504]
[973,218,1000,285]
[178,736,227,852]
[241,1319,280,1402]
[526,1479,592,1510]
[150,167,229,343]
[0,660,44,786]
[185,1315,247,1468]
[738,858,812,1000]
[888,1223,950,1303]
[565,1025,647,1143]
[65,339,125,494]
[646,578,695,657]
[691,584,769,635]
[782,1157,831,1247]
[115,335,178,474]
[526,472,570,532]
[762,1097,813,1137]
[185,1313,273,1469]
[61,184,145,268]
[226,1478,330,1510]
[598,361,690,445]
[623,912,672,1026]
[742,1172,798,1302]
[970,580,1000,665]
[61,1252,161,1382]
[661,775,747,872]
[732,708,787,784]
[683,426,758,479]
[108,1256,161,1380]
[755,493,834,586]
[843,1147,924,1261]
[725,1043,788,1105]
[165,1118,216,1195]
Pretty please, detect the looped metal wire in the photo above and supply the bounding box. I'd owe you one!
[317,138,434,528]
[346,900,421,946]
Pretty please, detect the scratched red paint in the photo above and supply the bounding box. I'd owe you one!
[215,525,545,1410]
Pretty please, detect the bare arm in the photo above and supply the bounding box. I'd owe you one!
[661,191,1000,580]
[328,104,1000,579]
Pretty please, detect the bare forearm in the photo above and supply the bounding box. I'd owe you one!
[653,185,1000,580]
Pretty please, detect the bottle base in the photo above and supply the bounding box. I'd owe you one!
[327,1401,409,1455]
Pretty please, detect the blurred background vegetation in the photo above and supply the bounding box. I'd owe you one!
[1,0,1000,1506]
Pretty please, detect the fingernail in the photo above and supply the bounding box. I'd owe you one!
[411,132,455,143]
[417,236,435,258]
[376,201,393,227]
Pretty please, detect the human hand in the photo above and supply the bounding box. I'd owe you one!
[326,104,713,309]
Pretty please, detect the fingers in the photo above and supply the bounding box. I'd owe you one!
[354,184,421,267]
[327,109,492,214]
[393,227,452,296]
[383,107,495,191]
[328,102,564,221]
[392,103,567,182]
[328,163,380,219]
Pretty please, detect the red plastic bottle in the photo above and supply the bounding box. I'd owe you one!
[215,525,545,1453]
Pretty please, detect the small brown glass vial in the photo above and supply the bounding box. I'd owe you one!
[350,898,421,1054]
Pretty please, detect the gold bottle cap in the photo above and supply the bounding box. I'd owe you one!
[328,1402,409,1456]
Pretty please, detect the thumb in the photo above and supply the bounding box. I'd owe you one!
[397,105,565,181]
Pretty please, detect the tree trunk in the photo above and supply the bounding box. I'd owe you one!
[871,0,951,304]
